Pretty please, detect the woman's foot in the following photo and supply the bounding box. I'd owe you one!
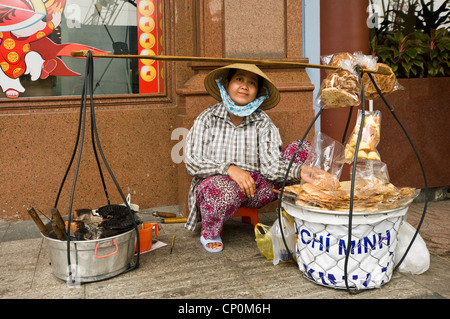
[200,232,223,253]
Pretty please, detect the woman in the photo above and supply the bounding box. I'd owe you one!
[184,63,321,253]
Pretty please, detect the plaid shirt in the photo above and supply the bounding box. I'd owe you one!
[184,102,303,231]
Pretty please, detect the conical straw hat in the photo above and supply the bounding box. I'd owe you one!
[204,63,280,110]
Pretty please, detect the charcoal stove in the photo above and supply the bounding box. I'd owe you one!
[42,51,141,285]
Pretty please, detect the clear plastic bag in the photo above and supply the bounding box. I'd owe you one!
[345,160,392,199]
[300,132,344,190]
[345,110,382,162]
[321,52,356,69]
[354,51,378,71]
[317,52,360,109]
[318,51,403,106]
[362,63,404,100]
[352,160,390,189]
[254,223,274,260]
[315,69,362,109]
[339,160,420,211]
[271,212,296,265]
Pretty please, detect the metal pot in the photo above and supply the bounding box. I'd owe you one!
[43,228,136,284]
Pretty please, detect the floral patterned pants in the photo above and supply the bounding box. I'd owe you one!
[196,139,311,239]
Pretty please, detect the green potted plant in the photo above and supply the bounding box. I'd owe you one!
[370,28,449,77]
[367,0,450,190]
[423,28,450,76]
[369,0,449,78]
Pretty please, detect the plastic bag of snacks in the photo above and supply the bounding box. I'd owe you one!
[316,69,362,108]
[291,133,345,210]
[353,51,378,71]
[321,52,356,69]
[362,63,403,100]
[288,159,419,212]
[340,160,419,211]
[345,110,381,162]
[316,52,359,108]
[343,160,395,206]
[254,223,274,260]
[353,159,390,183]
[318,51,403,106]
[353,52,403,100]
[300,132,344,191]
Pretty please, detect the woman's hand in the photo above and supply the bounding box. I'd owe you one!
[226,165,256,197]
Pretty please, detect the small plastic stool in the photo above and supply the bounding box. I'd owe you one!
[220,207,259,237]
[233,207,259,227]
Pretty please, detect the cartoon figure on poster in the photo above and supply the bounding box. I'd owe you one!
[0,0,108,99]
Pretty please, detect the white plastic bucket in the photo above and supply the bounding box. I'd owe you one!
[282,200,409,290]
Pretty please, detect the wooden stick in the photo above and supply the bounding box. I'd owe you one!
[26,207,49,237]
[163,217,188,224]
[70,51,392,75]
[271,188,298,199]
[170,235,175,254]
[51,220,66,240]
[51,208,67,236]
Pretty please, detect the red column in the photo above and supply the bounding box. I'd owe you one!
[320,0,369,139]
[320,0,369,179]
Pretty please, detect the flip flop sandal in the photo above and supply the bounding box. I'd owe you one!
[200,235,223,253]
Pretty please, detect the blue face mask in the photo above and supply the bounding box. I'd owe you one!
[215,78,269,117]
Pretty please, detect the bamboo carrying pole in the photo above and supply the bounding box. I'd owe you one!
[70,51,392,76]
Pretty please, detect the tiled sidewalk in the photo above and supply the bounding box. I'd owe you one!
[0,200,448,300]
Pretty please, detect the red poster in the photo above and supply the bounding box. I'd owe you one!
[137,0,164,93]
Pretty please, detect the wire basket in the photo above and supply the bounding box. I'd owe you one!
[282,200,410,290]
